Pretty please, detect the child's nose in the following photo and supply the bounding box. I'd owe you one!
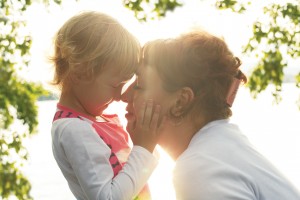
[121,84,134,103]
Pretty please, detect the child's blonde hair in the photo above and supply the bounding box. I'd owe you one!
[51,11,140,91]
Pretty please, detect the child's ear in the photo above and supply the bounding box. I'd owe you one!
[170,87,195,117]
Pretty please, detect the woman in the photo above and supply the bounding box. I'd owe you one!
[122,30,300,199]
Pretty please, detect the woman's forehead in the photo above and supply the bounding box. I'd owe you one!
[136,65,144,76]
[136,65,150,78]
[138,66,162,85]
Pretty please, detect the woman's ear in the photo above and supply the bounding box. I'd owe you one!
[170,87,195,117]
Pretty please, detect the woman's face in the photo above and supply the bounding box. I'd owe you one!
[122,65,175,131]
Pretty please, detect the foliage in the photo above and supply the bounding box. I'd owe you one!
[123,0,182,21]
[124,0,300,107]
[0,0,58,199]
[216,0,300,103]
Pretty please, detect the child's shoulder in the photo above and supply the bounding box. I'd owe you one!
[52,117,91,131]
[53,103,94,122]
[102,113,121,124]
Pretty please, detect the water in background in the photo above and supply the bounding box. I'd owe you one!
[23,83,300,199]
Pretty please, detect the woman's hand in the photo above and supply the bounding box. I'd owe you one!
[128,99,163,153]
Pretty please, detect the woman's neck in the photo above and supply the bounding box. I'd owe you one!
[159,119,203,160]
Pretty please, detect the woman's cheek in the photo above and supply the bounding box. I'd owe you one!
[132,95,144,117]
[135,91,153,104]
[133,93,152,116]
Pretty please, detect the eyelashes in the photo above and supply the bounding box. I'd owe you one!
[133,84,141,90]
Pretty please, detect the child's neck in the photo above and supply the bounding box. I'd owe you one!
[59,93,106,122]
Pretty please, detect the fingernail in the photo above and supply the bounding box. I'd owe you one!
[148,99,153,103]
[155,105,161,111]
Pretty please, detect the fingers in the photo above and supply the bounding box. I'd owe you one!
[150,105,160,129]
[138,99,160,128]
[143,99,153,126]
[138,101,146,125]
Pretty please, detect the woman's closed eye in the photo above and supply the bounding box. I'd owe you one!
[133,84,141,90]
[133,77,143,90]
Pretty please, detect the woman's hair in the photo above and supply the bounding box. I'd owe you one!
[142,30,247,122]
[50,11,140,91]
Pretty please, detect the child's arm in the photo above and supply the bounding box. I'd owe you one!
[52,99,162,200]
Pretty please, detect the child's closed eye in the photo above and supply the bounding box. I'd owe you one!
[111,83,125,89]
[111,85,118,88]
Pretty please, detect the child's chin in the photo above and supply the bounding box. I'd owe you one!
[125,113,135,122]
[126,121,136,133]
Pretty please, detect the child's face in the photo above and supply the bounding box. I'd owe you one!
[74,65,132,117]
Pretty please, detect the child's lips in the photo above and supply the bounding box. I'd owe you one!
[125,112,135,120]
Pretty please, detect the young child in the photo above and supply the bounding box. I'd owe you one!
[50,11,161,200]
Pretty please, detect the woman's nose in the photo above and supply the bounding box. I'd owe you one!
[121,83,134,103]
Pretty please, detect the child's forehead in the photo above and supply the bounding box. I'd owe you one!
[104,63,135,77]
[104,69,134,83]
